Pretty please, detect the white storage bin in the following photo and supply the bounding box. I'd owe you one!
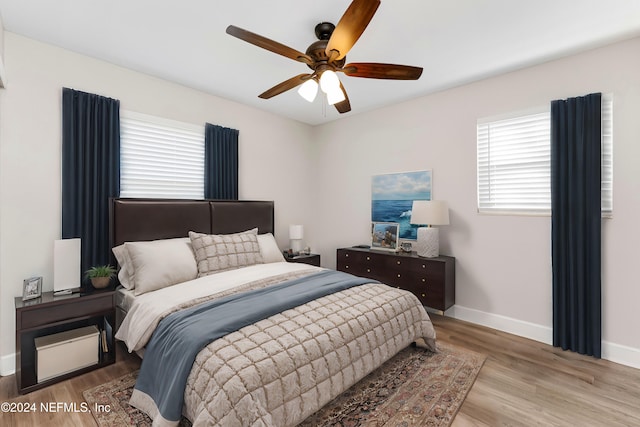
[34,325,99,383]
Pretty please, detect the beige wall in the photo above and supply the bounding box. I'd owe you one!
[0,13,4,59]
[0,33,315,372]
[312,36,640,367]
[0,14,5,372]
[0,13,5,87]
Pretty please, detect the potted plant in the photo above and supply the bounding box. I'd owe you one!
[85,265,116,289]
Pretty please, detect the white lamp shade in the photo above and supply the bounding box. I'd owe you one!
[320,70,340,94]
[289,225,304,240]
[410,200,450,226]
[53,238,81,293]
[326,87,346,105]
[289,225,304,253]
[297,79,318,102]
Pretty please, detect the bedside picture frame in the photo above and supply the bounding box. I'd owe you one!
[371,222,400,251]
[22,276,43,301]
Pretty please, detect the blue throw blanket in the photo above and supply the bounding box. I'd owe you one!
[131,270,378,425]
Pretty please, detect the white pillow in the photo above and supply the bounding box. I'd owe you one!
[125,237,198,296]
[258,233,285,263]
[112,244,134,290]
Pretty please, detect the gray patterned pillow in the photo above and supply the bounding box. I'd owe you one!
[189,228,263,277]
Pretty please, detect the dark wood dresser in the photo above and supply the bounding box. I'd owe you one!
[336,247,455,312]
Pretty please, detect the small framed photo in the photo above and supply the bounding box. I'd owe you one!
[400,241,413,253]
[371,222,400,252]
[22,276,42,301]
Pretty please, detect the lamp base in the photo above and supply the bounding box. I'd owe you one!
[290,239,303,254]
[416,227,439,258]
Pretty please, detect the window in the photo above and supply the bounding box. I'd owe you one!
[477,95,613,215]
[120,111,205,199]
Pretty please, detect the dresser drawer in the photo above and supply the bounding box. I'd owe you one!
[337,248,455,311]
[338,250,399,283]
[18,293,114,330]
[337,249,366,271]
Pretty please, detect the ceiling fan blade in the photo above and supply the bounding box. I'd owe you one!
[326,0,380,61]
[226,25,313,65]
[342,63,423,80]
[258,74,311,99]
[334,82,351,114]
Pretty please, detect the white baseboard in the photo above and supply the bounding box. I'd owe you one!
[448,305,553,344]
[448,305,640,370]
[601,341,640,370]
[1,353,15,377]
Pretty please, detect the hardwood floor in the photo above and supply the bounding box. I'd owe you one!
[1,315,639,426]
[0,344,141,427]
[431,315,640,427]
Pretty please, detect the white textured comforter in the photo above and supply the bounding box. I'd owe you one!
[116,262,317,352]
[118,262,437,426]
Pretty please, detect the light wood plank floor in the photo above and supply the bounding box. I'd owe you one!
[433,315,640,427]
[1,314,639,426]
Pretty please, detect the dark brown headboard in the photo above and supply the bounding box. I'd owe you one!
[110,198,275,247]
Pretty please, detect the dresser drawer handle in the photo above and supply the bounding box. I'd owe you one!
[397,261,401,265]
[345,254,349,257]
[367,268,371,273]
[422,264,426,268]
[422,278,426,282]
[345,265,349,269]
[397,274,401,278]
[421,293,426,297]
[366,256,370,261]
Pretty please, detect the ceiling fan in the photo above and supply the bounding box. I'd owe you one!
[226,0,423,114]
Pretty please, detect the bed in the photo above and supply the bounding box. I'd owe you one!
[110,198,437,427]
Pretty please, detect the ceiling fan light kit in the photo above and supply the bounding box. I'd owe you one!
[320,69,340,94]
[297,79,319,102]
[319,70,346,105]
[326,86,346,105]
[226,0,422,114]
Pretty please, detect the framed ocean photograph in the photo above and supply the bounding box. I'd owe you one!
[371,170,432,240]
[371,222,400,251]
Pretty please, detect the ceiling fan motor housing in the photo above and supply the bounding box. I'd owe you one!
[306,22,345,72]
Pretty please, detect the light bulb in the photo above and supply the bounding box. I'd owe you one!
[326,87,346,105]
[320,70,340,94]
[297,79,318,102]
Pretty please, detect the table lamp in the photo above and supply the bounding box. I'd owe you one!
[289,225,304,254]
[410,201,449,257]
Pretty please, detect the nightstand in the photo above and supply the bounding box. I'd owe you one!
[285,253,321,267]
[14,288,116,394]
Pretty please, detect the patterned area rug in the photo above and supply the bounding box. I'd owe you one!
[83,342,484,427]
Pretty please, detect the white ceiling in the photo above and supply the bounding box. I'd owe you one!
[1,0,640,125]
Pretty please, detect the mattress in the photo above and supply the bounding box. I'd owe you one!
[115,286,136,313]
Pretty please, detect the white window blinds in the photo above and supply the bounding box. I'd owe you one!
[120,111,205,199]
[477,110,551,213]
[477,95,613,215]
[601,98,613,213]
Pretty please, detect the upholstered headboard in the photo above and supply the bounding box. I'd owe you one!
[109,198,275,247]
